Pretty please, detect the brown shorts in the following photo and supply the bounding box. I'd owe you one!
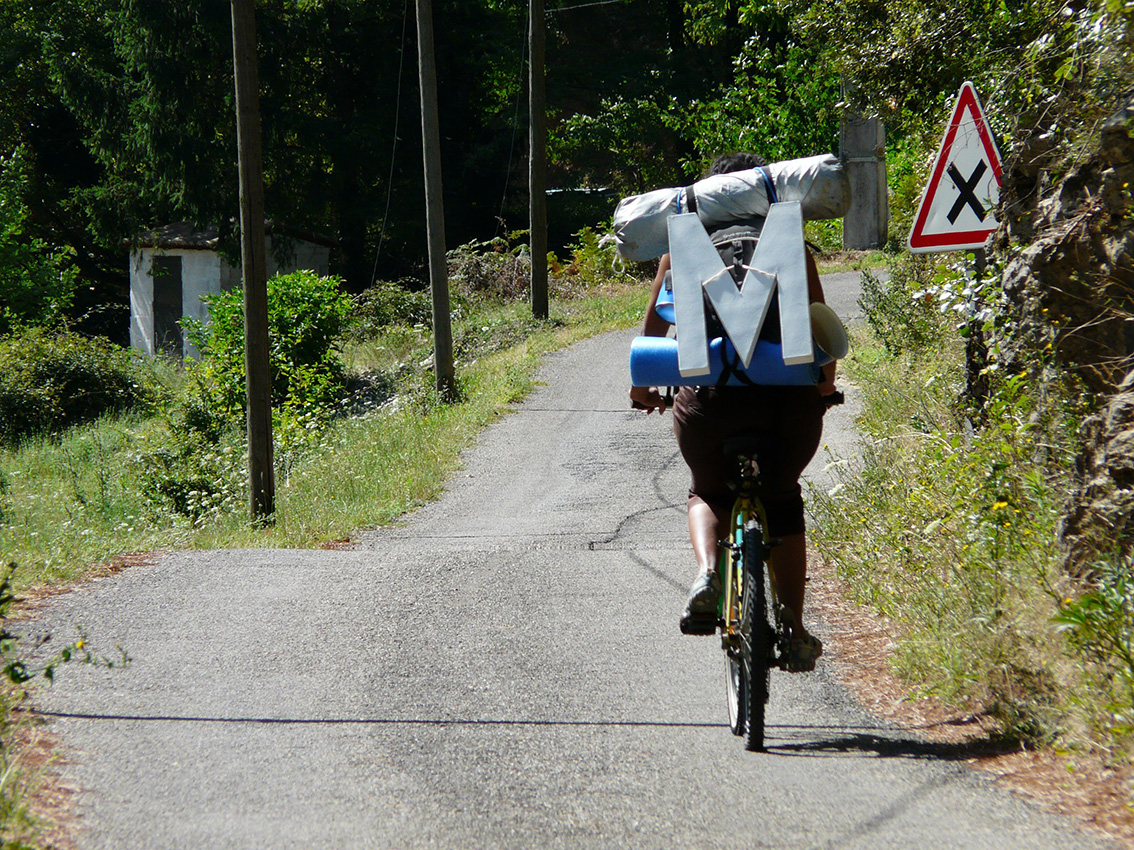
[672,384,825,537]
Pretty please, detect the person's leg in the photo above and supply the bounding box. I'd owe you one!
[688,495,729,576]
[768,531,807,632]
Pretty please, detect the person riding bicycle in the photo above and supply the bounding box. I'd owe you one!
[629,151,838,673]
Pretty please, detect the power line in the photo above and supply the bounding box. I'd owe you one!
[547,0,629,13]
[496,6,530,236]
[370,0,411,287]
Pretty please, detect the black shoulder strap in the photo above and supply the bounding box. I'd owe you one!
[759,167,778,205]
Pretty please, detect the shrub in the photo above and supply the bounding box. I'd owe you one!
[184,270,353,421]
[345,279,434,340]
[859,253,954,356]
[447,235,531,301]
[0,328,152,446]
[548,225,639,298]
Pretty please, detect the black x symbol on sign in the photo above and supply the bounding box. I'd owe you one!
[946,161,988,224]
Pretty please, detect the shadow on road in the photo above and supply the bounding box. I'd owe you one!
[768,725,1019,762]
[31,709,721,729]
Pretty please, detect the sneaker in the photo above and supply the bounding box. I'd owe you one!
[782,632,823,673]
[684,570,721,615]
[679,571,721,635]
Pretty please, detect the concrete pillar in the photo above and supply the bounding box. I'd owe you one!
[840,114,889,249]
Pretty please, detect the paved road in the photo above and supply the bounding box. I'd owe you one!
[28,272,1118,849]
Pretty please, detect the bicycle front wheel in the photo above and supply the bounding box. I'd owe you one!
[741,523,773,751]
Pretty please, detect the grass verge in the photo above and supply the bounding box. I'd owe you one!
[0,285,648,591]
[809,255,1133,770]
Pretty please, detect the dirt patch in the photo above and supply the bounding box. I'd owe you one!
[3,712,79,850]
[811,557,1134,847]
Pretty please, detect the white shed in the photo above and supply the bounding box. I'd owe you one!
[129,222,335,359]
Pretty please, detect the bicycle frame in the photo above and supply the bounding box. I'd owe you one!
[719,474,779,656]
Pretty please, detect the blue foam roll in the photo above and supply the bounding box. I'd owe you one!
[630,335,829,387]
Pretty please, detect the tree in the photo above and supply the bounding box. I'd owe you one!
[0,149,78,335]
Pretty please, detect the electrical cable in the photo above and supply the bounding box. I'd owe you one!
[496,6,530,237]
[547,0,630,13]
[370,0,411,287]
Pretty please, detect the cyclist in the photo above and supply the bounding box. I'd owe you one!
[629,152,838,672]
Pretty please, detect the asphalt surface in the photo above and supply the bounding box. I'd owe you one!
[27,271,1120,849]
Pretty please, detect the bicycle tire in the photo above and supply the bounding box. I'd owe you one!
[725,550,745,737]
[741,523,772,751]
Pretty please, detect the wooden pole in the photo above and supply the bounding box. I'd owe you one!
[529,0,548,319]
[230,0,274,521]
[415,0,455,399]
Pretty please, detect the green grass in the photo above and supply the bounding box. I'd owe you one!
[0,284,648,591]
[809,310,1116,751]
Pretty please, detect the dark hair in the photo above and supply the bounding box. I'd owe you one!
[707,151,767,176]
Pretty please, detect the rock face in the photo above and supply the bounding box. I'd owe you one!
[993,94,1134,570]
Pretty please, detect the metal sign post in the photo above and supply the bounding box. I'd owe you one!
[908,81,1003,410]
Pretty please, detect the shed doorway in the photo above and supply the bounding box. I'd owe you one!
[152,255,184,357]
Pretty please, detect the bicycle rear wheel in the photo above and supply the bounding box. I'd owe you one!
[741,523,773,751]
[725,554,745,737]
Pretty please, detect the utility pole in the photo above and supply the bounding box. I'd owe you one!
[230,0,274,521]
[416,0,455,399]
[529,0,548,319]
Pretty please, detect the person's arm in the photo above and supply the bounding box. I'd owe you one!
[629,254,672,413]
[805,251,838,396]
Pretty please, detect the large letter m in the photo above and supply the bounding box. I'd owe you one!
[668,201,813,377]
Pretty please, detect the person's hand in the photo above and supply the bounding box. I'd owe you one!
[630,385,668,414]
[818,362,838,397]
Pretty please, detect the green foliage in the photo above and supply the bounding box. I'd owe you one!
[0,149,79,335]
[551,96,682,193]
[813,333,1079,742]
[184,270,352,422]
[858,254,953,356]
[346,280,434,340]
[1054,558,1134,738]
[134,423,245,524]
[446,235,532,302]
[549,225,640,297]
[672,33,841,168]
[0,327,152,447]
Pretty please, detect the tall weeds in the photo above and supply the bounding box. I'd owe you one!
[812,253,1106,747]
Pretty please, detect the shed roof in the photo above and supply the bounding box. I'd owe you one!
[132,221,337,250]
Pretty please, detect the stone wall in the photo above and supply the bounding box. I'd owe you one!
[992,95,1134,570]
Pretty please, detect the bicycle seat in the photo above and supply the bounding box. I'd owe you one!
[722,434,774,461]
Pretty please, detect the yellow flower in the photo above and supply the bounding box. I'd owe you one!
[992,500,1008,510]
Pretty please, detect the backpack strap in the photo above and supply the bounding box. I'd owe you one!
[758,166,778,205]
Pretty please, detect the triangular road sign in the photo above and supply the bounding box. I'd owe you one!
[908,81,1003,253]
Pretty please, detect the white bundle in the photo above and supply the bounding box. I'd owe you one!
[611,153,851,261]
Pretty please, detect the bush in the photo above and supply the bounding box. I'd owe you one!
[0,328,152,446]
[548,225,639,298]
[184,270,353,421]
[859,254,954,356]
[447,235,531,301]
[345,279,434,340]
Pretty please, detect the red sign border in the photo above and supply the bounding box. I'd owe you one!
[908,82,1003,252]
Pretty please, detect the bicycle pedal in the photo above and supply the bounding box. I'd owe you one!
[679,613,718,636]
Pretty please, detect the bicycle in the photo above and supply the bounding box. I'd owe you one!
[685,390,844,752]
